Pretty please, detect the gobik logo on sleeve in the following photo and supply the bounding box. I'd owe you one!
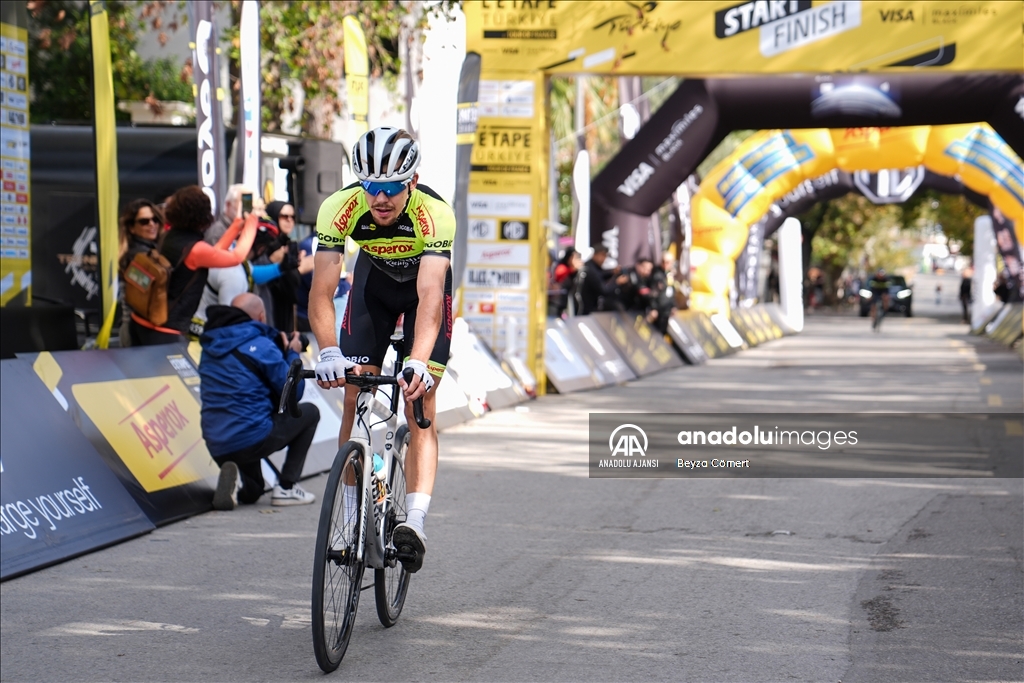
[609,424,648,458]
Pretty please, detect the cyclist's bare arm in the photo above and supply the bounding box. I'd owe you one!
[403,254,448,401]
[310,250,345,388]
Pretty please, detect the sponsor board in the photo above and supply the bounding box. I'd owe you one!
[466,1,1019,74]
[467,193,532,218]
[72,377,221,493]
[500,219,529,240]
[468,217,498,241]
[467,242,531,267]
[465,267,530,290]
[1,359,154,580]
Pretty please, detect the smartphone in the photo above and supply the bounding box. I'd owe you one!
[241,193,253,215]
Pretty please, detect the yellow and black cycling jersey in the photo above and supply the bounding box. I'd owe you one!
[315,182,456,283]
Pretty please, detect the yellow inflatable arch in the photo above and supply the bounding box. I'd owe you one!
[688,124,1024,313]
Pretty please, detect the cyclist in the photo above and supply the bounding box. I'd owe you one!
[867,268,891,331]
[309,127,454,574]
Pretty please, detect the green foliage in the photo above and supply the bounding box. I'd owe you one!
[802,193,914,302]
[223,0,458,139]
[549,76,678,228]
[899,189,985,257]
[27,0,189,123]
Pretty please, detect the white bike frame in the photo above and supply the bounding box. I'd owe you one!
[349,384,404,570]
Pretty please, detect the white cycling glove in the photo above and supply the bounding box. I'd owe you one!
[403,359,435,393]
[315,346,356,383]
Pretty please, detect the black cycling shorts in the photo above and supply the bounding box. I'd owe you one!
[340,251,453,375]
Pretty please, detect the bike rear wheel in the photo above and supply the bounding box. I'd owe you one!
[312,442,365,672]
[375,425,411,627]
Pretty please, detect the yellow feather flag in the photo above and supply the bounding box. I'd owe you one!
[90,0,119,348]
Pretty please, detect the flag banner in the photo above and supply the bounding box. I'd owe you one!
[189,1,227,215]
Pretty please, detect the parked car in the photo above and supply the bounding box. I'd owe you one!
[859,275,912,317]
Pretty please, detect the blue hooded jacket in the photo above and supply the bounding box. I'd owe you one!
[198,305,304,456]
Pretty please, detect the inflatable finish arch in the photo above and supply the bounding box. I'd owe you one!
[688,123,1023,312]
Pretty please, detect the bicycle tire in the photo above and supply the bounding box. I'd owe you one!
[312,442,365,673]
[375,425,411,627]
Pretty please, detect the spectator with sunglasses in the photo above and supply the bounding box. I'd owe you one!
[128,186,259,346]
[310,126,456,575]
[264,200,304,332]
[117,199,164,346]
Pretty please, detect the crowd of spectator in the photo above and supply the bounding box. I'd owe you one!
[117,184,323,347]
[548,245,680,333]
[115,185,341,509]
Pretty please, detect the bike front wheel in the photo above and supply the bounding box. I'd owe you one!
[312,442,365,672]
[375,425,411,627]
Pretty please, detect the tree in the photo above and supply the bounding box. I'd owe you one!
[222,0,458,139]
[899,189,986,258]
[801,193,913,304]
[27,0,190,124]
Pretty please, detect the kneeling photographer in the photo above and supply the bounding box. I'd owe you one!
[199,292,320,510]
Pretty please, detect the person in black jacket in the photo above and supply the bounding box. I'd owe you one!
[577,246,622,315]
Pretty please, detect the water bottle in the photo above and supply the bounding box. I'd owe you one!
[372,453,386,504]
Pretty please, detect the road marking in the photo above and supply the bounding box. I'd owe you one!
[1006,421,1023,437]
[987,395,1003,407]
[979,377,992,385]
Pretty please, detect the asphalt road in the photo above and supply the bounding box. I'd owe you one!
[2,314,1021,683]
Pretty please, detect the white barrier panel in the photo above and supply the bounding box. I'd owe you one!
[777,217,804,333]
[448,318,525,411]
[545,318,606,393]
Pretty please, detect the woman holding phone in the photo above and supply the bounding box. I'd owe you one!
[129,185,260,346]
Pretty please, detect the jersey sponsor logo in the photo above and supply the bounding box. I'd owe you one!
[332,194,362,234]
[415,206,435,237]
[425,239,453,251]
[363,241,418,257]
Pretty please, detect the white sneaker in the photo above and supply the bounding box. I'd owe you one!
[271,484,316,506]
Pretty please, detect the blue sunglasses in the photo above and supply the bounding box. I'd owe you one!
[360,180,410,197]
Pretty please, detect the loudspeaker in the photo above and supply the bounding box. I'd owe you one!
[287,139,346,225]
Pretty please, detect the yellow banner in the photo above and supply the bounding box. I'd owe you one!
[466,1,1022,74]
[90,0,119,346]
[0,20,31,306]
[72,376,220,493]
[343,15,369,140]
[464,71,548,386]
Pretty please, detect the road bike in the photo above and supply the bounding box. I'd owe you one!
[871,293,890,332]
[278,334,430,672]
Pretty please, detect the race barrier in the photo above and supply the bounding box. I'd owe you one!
[545,304,796,394]
[1,358,155,581]
[545,318,633,393]
[984,304,1024,348]
[545,319,602,394]
[18,345,223,527]
[563,317,636,385]
[671,310,737,359]
[589,312,682,377]
[448,318,528,412]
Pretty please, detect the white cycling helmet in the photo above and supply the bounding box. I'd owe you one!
[352,126,420,183]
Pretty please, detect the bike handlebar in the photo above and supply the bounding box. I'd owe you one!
[278,359,431,429]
